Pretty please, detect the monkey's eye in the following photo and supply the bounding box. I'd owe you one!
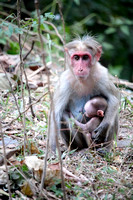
[82,55,89,60]
[74,55,80,60]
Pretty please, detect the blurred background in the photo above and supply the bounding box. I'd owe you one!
[0,0,133,81]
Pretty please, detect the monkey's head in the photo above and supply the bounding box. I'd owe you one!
[65,36,102,79]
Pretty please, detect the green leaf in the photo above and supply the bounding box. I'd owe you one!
[7,41,19,54]
[31,20,37,28]
[105,27,116,34]
[0,38,6,45]
[8,24,14,37]
[74,0,80,5]
[120,25,130,36]
[108,65,123,76]
[102,42,114,50]
[2,22,9,27]
[14,27,23,34]
[114,18,123,25]
[45,12,55,19]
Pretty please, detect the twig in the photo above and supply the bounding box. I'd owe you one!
[34,0,48,72]
[22,41,36,118]
[34,0,50,195]
[0,2,30,16]
[0,120,12,200]
[23,44,36,119]
[57,0,66,44]
[23,41,35,61]
[53,107,67,200]
[17,0,27,153]
[1,64,23,123]
[113,78,133,91]
[57,0,66,70]
[28,64,47,79]
[34,1,66,199]
[44,20,65,45]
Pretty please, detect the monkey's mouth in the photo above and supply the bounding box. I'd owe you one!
[76,74,88,79]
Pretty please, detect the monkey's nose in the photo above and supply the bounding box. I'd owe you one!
[78,69,83,72]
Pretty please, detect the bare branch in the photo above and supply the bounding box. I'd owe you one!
[17,0,27,153]
[44,20,65,45]
[34,1,66,199]
[57,0,66,44]
[0,120,12,200]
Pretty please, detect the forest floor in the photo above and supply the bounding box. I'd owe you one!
[0,57,133,200]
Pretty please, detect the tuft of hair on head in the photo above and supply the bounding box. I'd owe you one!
[82,35,101,47]
[65,34,102,57]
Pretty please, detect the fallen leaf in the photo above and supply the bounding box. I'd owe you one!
[24,156,61,185]
[21,181,33,197]
[113,155,123,164]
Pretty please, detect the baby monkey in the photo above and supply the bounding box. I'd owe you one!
[71,97,107,146]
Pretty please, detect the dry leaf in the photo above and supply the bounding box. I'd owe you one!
[113,155,123,163]
[21,142,40,155]
[24,156,61,185]
[21,181,33,197]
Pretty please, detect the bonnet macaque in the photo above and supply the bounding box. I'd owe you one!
[50,35,119,154]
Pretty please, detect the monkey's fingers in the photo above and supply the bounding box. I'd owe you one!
[92,122,109,140]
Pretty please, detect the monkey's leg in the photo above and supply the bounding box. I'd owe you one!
[70,113,101,132]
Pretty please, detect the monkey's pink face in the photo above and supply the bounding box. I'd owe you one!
[71,51,92,79]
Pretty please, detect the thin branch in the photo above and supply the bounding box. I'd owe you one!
[44,20,65,45]
[57,0,66,44]
[34,1,66,199]
[0,120,12,200]
[1,64,23,123]
[34,0,48,72]
[0,2,30,16]
[23,41,35,61]
[22,41,36,118]
[53,107,67,200]
[57,0,66,70]
[34,0,50,194]
[17,0,27,153]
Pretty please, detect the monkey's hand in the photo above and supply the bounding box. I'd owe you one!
[92,122,109,142]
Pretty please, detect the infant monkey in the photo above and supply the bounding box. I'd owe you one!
[71,97,107,146]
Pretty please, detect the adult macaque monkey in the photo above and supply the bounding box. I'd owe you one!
[50,35,119,154]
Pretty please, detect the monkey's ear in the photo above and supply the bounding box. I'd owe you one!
[96,46,102,61]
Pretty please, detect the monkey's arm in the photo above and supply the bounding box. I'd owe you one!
[49,70,72,151]
[93,78,120,140]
